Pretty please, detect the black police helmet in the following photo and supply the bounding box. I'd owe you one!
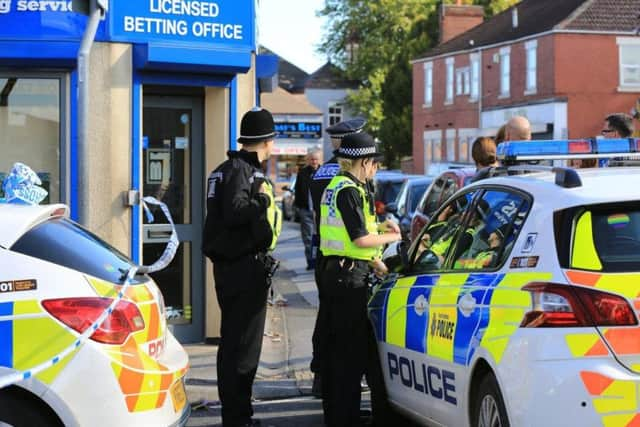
[238,107,276,144]
[334,132,384,160]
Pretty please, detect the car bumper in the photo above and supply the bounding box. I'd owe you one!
[44,332,189,427]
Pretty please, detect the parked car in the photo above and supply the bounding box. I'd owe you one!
[281,174,298,222]
[409,168,475,241]
[374,171,413,221]
[0,203,189,427]
[385,176,434,240]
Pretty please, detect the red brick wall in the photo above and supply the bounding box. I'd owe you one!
[554,33,640,139]
[440,5,484,44]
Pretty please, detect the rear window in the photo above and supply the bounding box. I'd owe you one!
[11,218,138,284]
[568,204,640,272]
[409,183,429,213]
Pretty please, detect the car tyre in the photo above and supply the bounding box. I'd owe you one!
[0,387,64,427]
[472,373,510,427]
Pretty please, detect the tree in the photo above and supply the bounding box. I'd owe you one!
[318,0,519,167]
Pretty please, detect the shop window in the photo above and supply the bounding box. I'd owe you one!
[0,76,63,203]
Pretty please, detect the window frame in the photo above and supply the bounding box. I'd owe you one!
[328,103,343,126]
[469,53,480,102]
[616,37,640,92]
[499,46,511,98]
[445,57,454,105]
[525,39,537,94]
[0,72,69,204]
[423,61,433,107]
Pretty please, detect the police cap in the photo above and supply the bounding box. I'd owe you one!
[334,132,384,160]
[326,117,367,140]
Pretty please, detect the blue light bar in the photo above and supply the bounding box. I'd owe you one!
[497,138,640,162]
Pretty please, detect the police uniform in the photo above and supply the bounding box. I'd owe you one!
[309,119,366,386]
[318,132,386,427]
[202,108,281,427]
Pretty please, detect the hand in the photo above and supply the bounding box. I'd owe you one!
[380,219,400,234]
[370,258,388,276]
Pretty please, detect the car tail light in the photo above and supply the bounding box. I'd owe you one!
[42,297,145,344]
[520,283,637,327]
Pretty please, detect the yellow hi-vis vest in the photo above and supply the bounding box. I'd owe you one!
[319,175,379,260]
[264,180,282,251]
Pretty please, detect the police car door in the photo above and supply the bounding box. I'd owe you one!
[378,191,476,423]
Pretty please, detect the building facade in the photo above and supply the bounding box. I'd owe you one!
[0,0,263,343]
[412,0,640,174]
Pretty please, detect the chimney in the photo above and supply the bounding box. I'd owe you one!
[439,3,484,45]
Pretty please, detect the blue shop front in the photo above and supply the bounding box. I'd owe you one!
[0,0,262,342]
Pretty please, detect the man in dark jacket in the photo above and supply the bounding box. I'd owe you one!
[295,149,320,270]
[308,118,366,395]
[202,107,280,427]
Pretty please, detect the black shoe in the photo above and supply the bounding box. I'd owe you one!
[311,374,322,398]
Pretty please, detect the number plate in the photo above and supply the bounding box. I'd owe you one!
[170,379,187,413]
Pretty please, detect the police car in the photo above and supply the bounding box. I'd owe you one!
[0,204,189,427]
[369,138,640,427]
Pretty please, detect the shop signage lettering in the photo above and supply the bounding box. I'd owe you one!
[12,1,72,12]
[274,122,322,139]
[119,0,245,42]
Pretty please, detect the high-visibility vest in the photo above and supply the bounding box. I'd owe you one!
[263,180,282,251]
[319,175,379,261]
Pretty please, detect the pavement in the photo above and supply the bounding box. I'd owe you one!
[184,221,319,411]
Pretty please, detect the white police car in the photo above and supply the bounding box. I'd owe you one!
[0,203,189,427]
[369,138,640,427]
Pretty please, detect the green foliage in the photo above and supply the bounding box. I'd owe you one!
[317,0,518,167]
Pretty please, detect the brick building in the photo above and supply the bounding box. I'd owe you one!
[412,0,640,174]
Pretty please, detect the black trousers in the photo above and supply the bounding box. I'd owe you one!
[214,255,269,427]
[319,258,370,427]
[310,251,325,374]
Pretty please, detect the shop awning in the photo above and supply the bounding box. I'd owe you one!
[133,43,252,74]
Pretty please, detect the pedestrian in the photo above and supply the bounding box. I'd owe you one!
[602,112,634,138]
[318,131,401,427]
[308,118,366,397]
[504,116,532,141]
[469,136,499,183]
[201,107,282,427]
[295,148,321,270]
[495,124,507,145]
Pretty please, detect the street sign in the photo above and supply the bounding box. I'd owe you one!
[72,0,109,16]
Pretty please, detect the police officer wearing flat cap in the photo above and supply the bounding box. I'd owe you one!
[318,131,401,426]
[308,118,366,395]
[202,107,282,427]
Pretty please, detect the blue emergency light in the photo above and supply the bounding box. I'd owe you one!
[497,138,640,161]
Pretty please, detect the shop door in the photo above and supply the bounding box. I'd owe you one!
[142,96,204,343]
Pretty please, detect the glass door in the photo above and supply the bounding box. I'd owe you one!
[142,95,204,343]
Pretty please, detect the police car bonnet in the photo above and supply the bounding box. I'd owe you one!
[334,132,384,160]
[238,108,276,144]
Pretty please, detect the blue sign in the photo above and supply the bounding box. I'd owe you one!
[108,0,254,49]
[275,122,322,139]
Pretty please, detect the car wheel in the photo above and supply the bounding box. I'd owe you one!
[472,374,510,427]
[0,387,64,427]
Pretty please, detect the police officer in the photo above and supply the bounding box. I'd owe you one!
[318,132,401,427]
[202,107,282,427]
[309,118,366,395]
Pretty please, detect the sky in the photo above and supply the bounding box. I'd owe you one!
[257,0,328,74]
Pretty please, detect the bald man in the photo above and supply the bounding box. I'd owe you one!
[505,116,531,141]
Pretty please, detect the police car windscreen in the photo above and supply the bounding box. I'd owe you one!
[585,205,640,272]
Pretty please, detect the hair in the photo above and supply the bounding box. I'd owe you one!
[606,113,634,137]
[494,125,506,145]
[471,137,497,167]
[338,158,355,171]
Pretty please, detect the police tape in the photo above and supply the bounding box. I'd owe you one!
[0,197,180,389]
[0,267,138,389]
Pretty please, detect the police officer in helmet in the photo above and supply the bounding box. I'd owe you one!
[318,131,400,426]
[202,107,282,427]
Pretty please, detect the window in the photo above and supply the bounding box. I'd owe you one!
[445,57,454,104]
[470,53,480,101]
[525,40,537,94]
[11,218,139,284]
[452,190,531,271]
[424,62,433,106]
[617,37,640,91]
[328,104,343,126]
[411,191,476,273]
[499,47,511,97]
[0,76,65,203]
[456,67,470,96]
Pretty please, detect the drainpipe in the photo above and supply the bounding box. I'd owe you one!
[76,0,103,226]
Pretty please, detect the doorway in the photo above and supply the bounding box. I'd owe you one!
[142,95,204,343]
